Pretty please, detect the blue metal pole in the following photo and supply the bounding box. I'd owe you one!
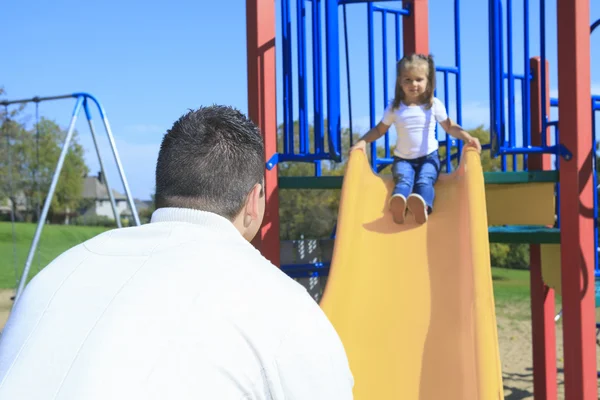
[281,0,293,155]
[325,0,341,160]
[368,3,377,169]
[506,0,517,170]
[395,14,401,60]
[79,93,140,226]
[312,0,324,157]
[342,4,354,146]
[83,98,121,228]
[297,0,308,154]
[313,0,324,176]
[455,0,463,161]
[499,0,507,171]
[488,0,495,146]
[338,0,398,4]
[539,0,547,148]
[591,18,600,34]
[522,0,530,170]
[592,100,598,275]
[382,10,390,159]
[15,96,85,304]
[444,71,451,172]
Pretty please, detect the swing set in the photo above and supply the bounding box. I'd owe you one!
[1,92,140,304]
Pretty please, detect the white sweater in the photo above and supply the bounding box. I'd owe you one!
[0,208,354,399]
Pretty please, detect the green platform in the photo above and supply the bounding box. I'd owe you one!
[278,170,559,190]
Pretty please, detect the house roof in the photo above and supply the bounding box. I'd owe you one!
[82,174,127,200]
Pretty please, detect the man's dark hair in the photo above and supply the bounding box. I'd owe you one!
[155,105,265,220]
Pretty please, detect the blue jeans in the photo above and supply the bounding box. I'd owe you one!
[391,151,441,212]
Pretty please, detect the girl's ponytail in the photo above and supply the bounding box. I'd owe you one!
[392,60,405,110]
[424,54,436,110]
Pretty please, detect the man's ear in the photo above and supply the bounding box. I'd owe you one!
[244,183,262,222]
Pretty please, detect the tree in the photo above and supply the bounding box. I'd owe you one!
[0,102,89,222]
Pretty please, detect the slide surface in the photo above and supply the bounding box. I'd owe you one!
[320,148,504,399]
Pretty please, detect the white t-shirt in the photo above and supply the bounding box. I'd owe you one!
[381,97,449,159]
[0,208,354,400]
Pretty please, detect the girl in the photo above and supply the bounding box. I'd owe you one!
[350,53,481,225]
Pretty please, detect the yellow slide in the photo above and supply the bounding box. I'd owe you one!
[320,147,504,399]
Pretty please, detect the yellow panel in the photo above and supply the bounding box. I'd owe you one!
[541,244,562,296]
[320,148,504,400]
[485,183,556,226]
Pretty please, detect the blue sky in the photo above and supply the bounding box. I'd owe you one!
[2,0,599,200]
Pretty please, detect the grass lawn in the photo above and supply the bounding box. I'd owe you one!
[0,222,111,289]
[0,221,552,321]
[492,267,537,320]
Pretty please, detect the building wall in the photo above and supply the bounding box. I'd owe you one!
[95,199,129,220]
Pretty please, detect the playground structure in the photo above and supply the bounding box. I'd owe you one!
[246,0,598,399]
[1,93,140,304]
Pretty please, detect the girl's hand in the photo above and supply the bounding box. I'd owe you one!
[349,140,367,154]
[465,136,482,153]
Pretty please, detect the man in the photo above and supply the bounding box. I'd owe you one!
[0,105,354,399]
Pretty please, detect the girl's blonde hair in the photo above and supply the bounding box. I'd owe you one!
[391,53,436,110]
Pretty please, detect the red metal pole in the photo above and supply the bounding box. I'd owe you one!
[246,0,281,267]
[402,0,429,55]
[557,1,596,399]
[528,57,557,400]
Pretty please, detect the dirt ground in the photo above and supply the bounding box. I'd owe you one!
[0,289,597,398]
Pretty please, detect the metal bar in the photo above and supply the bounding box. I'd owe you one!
[382,10,390,158]
[338,0,398,4]
[80,93,140,226]
[297,0,308,154]
[342,4,354,146]
[275,153,334,163]
[455,0,463,161]
[499,0,507,171]
[592,97,598,276]
[591,18,600,34]
[436,66,459,74]
[523,0,530,170]
[281,0,293,154]
[15,96,85,304]
[444,71,451,172]
[325,0,341,160]
[373,5,409,15]
[550,98,559,107]
[522,78,529,170]
[83,99,122,228]
[0,94,73,106]
[4,106,19,288]
[539,0,547,148]
[506,0,517,169]
[503,73,525,80]
[497,145,563,155]
[488,0,496,155]
[395,13,401,61]
[367,3,377,168]
[312,0,324,160]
